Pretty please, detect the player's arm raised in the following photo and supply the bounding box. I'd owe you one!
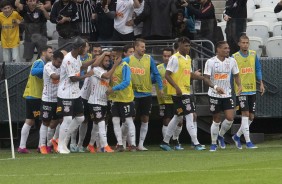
[101,56,121,79]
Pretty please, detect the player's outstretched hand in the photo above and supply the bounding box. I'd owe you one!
[215,86,225,95]
[106,87,113,96]
[260,83,265,96]
[175,87,182,96]
[194,69,202,76]
[85,70,94,77]
[114,56,122,65]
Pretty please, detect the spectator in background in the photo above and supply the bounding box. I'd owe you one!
[105,0,140,41]
[18,0,51,11]
[94,0,116,41]
[274,0,282,13]
[123,44,134,57]
[15,0,49,62]
[173,9,189,38]
[76,0,96,41]
[129,0,177,40]
[181,0,217,51]
[50,0,79,50]
[92,43,102,56]
[223,0,247,55]
[133,0,144,38]
[0,0,23,62]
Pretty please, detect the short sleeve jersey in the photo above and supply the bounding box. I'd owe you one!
[204,56,239,98]
[42,62,60,102]
[88,66,109,106]
[57,52,82,99]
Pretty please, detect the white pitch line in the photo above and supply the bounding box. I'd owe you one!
[1,167,282,177]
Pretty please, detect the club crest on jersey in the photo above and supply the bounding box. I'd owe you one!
[159,110,164,117]
[240,101,245,108]
[64,106,70,112]
[186,104,191,111]
[176,108,183,115]
[96,112,102,119]
[210,104,215,112]
[43,111,49,118]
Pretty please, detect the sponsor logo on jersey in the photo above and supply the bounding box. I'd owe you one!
[184,69,190,76]
[214,73,228,80]
[130,67,145,75]
[241,67,254,74]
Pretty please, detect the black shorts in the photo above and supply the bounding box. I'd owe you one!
[82,98,90,120]
[134,96,152,116]
[26,99,41,119]
[159,104,174,119]
[236,94,256,113]
[40,101,58,121]
[209,97,235,114]
[88,104,107,122]
[56,97,84,118]
[172,95,195,116]
[111,102,135,121]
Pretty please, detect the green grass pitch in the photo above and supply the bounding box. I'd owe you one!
[1,140,282,184]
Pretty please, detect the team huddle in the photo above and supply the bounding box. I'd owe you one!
[17,35,264,154]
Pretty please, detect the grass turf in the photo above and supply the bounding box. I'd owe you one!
[1,140,282,184]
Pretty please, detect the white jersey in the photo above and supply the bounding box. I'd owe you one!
[80,66,92,100]
[57,52,82,99]
[204,56,239,98]
[88,66,109,106]
[114,0,134,34]
[42,62,60,102]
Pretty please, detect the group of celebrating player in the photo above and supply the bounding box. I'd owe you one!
[17,35,264,154]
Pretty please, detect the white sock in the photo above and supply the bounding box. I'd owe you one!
[121,122,128,146]
[65,116,84,145]
[39,124,48,146]
[47,127,55,147]
[112,117,122,145]
[163,115,182,143]
[70,127,78,145]
[19,123,31,149]
[139,122,148,148]
[58,116,72,149]
[125,117,136,146]
[53,124,60,140]
[211,121,220,144]
[77,123,88,147]
[219,119,233,137]
[98,120,108,147]
[89,122,99,146]
[241,116,251,142]
[172,125,182,140]
[237,119,253,137]
[162,125,168,139]
[193,121,198,137]
[185,113,199,145]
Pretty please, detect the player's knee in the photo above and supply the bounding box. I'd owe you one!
[75,116,85,124]
[63,116,73,124]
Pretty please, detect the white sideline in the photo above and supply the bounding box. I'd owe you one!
[0,167,282,177]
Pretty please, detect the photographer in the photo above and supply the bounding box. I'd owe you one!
[181,0,217,51]
[50,0,79,50]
